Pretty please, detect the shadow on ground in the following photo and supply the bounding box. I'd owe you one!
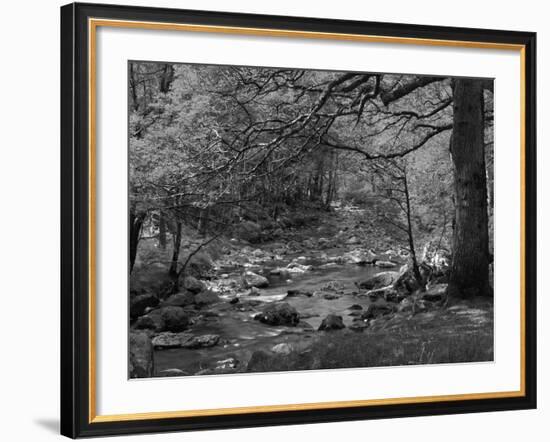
[34,418,59,434]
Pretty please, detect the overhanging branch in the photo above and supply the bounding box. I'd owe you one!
[323,123,452,160]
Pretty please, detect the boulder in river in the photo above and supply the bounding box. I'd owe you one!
[244,287,261,297]
[361,301,395,320]
[375,260,398,268]
[242,271,269,288]
[254,302,300,326]
[194,289,220,306]
[251,248,264,257]
[287,289,313,297]
[318,314,345,331]
[322,280,346,292]
[180,275,205,294]
[269,267,288,277]
[159,306,190,332]
[271,342,293,355]
[357,271,399,290]
[344,249,376,265]
[130,293,159,319]
[129,332,154,378]
[134,306,189,332]
[286,262,313,273]
[181,334,220,349]
[152,332,220,349]
[134,309,165,332]
[152,332,191,349]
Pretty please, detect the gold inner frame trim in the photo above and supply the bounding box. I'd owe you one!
[88,18,527,424]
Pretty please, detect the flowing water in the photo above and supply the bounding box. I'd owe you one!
[154,255,381,376]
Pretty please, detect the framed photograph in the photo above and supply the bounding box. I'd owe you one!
[60,2,537,438]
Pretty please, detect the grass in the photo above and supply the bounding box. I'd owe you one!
[247,314,493,373]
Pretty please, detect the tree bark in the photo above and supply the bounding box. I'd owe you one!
[403,172,422,286]
[198,207,210,235]
[129,63,139,112]
[158,210,167,250]
[129,210,146,273]
[448,79,491,298]
[159,64,174,93]
[168,221,183,283]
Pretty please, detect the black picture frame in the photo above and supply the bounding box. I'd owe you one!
[60,2,537,438]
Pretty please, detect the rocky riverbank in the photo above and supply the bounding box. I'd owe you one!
[129,205,493,378]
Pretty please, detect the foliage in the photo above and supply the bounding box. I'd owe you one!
[128,62,494,286]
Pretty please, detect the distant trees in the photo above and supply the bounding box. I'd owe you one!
[128,62,176,271]
[128,63,242,273]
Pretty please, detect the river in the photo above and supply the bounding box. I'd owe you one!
[154,252,382,376]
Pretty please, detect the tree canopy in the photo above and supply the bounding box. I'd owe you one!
[129,61,494,298]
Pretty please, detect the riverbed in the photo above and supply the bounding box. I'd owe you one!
[153,250,383,376]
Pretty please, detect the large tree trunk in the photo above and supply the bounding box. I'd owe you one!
[448,79,491,298]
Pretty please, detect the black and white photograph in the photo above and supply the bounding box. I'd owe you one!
[128,61,495,378]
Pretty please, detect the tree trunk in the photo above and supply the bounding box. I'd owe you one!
[159,64,174,93]
[129,210,146,273]
[448,79,491,298]
[403,173,422,287]
[158,210,166,250]
[168,221,183,284]
[129,63,139,112]
[198,207,210,235]
[324,150,337,210]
